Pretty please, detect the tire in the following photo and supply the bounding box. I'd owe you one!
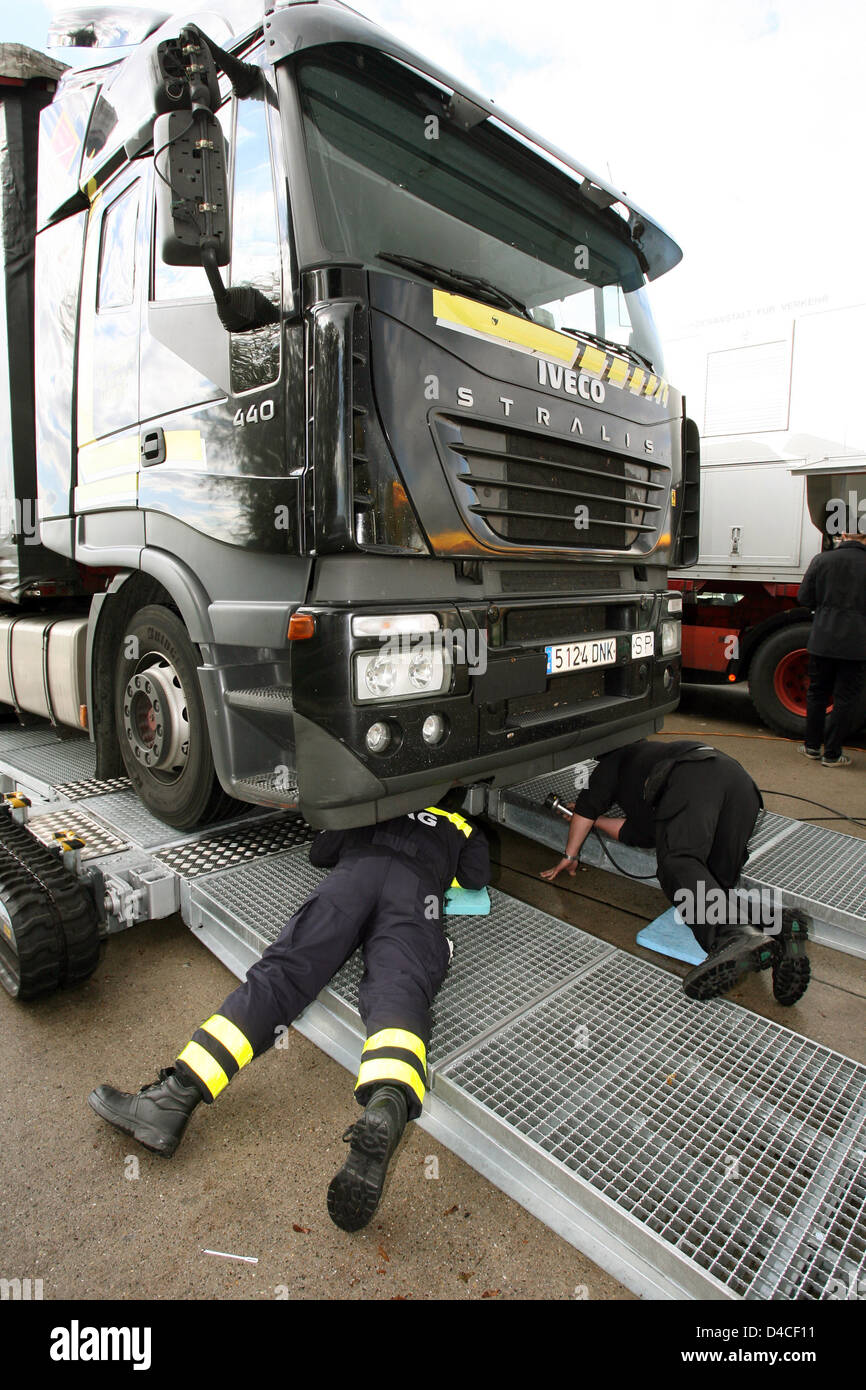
[114,605,238,830]
[748,624,813,738]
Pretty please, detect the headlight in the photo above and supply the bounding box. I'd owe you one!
[355,640,452,703]
[363,651,400,698]
[661,620,681,655]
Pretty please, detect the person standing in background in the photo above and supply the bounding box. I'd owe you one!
[798,531,866,767]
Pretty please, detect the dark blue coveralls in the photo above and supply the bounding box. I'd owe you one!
[174,807,490,1119]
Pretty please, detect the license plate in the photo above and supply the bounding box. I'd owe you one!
[632,632,655,659]
[546,637,617,676]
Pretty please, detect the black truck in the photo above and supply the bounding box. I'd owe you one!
[0,0,699,831]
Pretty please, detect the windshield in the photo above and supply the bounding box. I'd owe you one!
[293,44,665,373]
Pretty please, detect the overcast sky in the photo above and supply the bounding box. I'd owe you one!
[3,0,863,356]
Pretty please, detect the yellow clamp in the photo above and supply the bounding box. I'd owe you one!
[52,832,87,852]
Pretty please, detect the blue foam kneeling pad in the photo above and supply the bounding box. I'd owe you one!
[636,905,707,966]
[444,886,491,916]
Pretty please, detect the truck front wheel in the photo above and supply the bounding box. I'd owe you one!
[748,624,813,738]
[114,606,237,829]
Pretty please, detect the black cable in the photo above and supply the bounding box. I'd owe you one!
[585,789,866,880]
[758,789,866,831]
[588,829,659,880]
[153,113,205,239]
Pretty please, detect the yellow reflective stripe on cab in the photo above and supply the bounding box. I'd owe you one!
[355,1058,425,1106]
[433,289,576,365]
[363,1028,427,1072]
[200,1014,253,1069]
[176,1041,229,1099]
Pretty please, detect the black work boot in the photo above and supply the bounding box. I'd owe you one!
[327,1085,409,1233]
[684,926,774,1002]
[88,1067,203,1156]
[770,909,811,1006]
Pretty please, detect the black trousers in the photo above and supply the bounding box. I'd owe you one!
[804,654,866,761]
[652,760,762,953]
[178,853,450,1119]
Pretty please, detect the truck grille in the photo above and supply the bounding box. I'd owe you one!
[434,415,667,551]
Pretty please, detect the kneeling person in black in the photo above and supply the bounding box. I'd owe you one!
[542,740,807,1003]
[89,799,490,1232]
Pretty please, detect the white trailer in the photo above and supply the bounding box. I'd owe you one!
[664,298,866,735]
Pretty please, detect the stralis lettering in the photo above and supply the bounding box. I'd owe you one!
[538,358,606,404]
[49,1321,152,1371]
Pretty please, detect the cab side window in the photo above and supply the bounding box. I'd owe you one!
[227,93,281,393]
[98,184,138,310]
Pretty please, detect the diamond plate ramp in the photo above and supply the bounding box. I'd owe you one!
[154,815,314,878]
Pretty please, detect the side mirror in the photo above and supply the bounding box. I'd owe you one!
[154,109,231,267]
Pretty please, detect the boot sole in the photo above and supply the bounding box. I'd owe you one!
[772,955,811,1006]
[684,940,774,1002]
[772,917,811,1006]
[327,1112,393,1233]
[87,1088,181,1157]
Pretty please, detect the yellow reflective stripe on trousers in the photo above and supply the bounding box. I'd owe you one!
[176,1040,229,1100]
[363,1028,427,1073]
[200,1014,253,1069]
[425,806,473,838]
[355,1057,425,1106]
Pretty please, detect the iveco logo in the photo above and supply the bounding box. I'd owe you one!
[538,359,606,404]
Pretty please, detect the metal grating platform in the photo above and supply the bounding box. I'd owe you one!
[188,851,866,1300]
[326,889,613,1066]
[510,762,596,802]
[745,822,866,921]
[0,736,99,793]
[743,809,799,860]
[0,725,74,753]
[437,950,866,1301]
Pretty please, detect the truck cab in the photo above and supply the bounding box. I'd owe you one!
[3,1,698,829]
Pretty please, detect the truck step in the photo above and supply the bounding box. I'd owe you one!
[232,769,300,807]
[225,685,293,714]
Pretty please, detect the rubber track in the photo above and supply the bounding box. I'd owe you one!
[0,845,66,999]
[0,809,102,988]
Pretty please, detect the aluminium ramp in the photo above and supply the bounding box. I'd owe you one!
[0,726,865,1300]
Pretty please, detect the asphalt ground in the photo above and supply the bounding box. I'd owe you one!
[1,682,864,1306]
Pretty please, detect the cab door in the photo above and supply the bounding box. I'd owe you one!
[75,167,144,518]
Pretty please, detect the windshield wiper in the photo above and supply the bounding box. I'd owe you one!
[377,252,529,319]
[560,326,655,374]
